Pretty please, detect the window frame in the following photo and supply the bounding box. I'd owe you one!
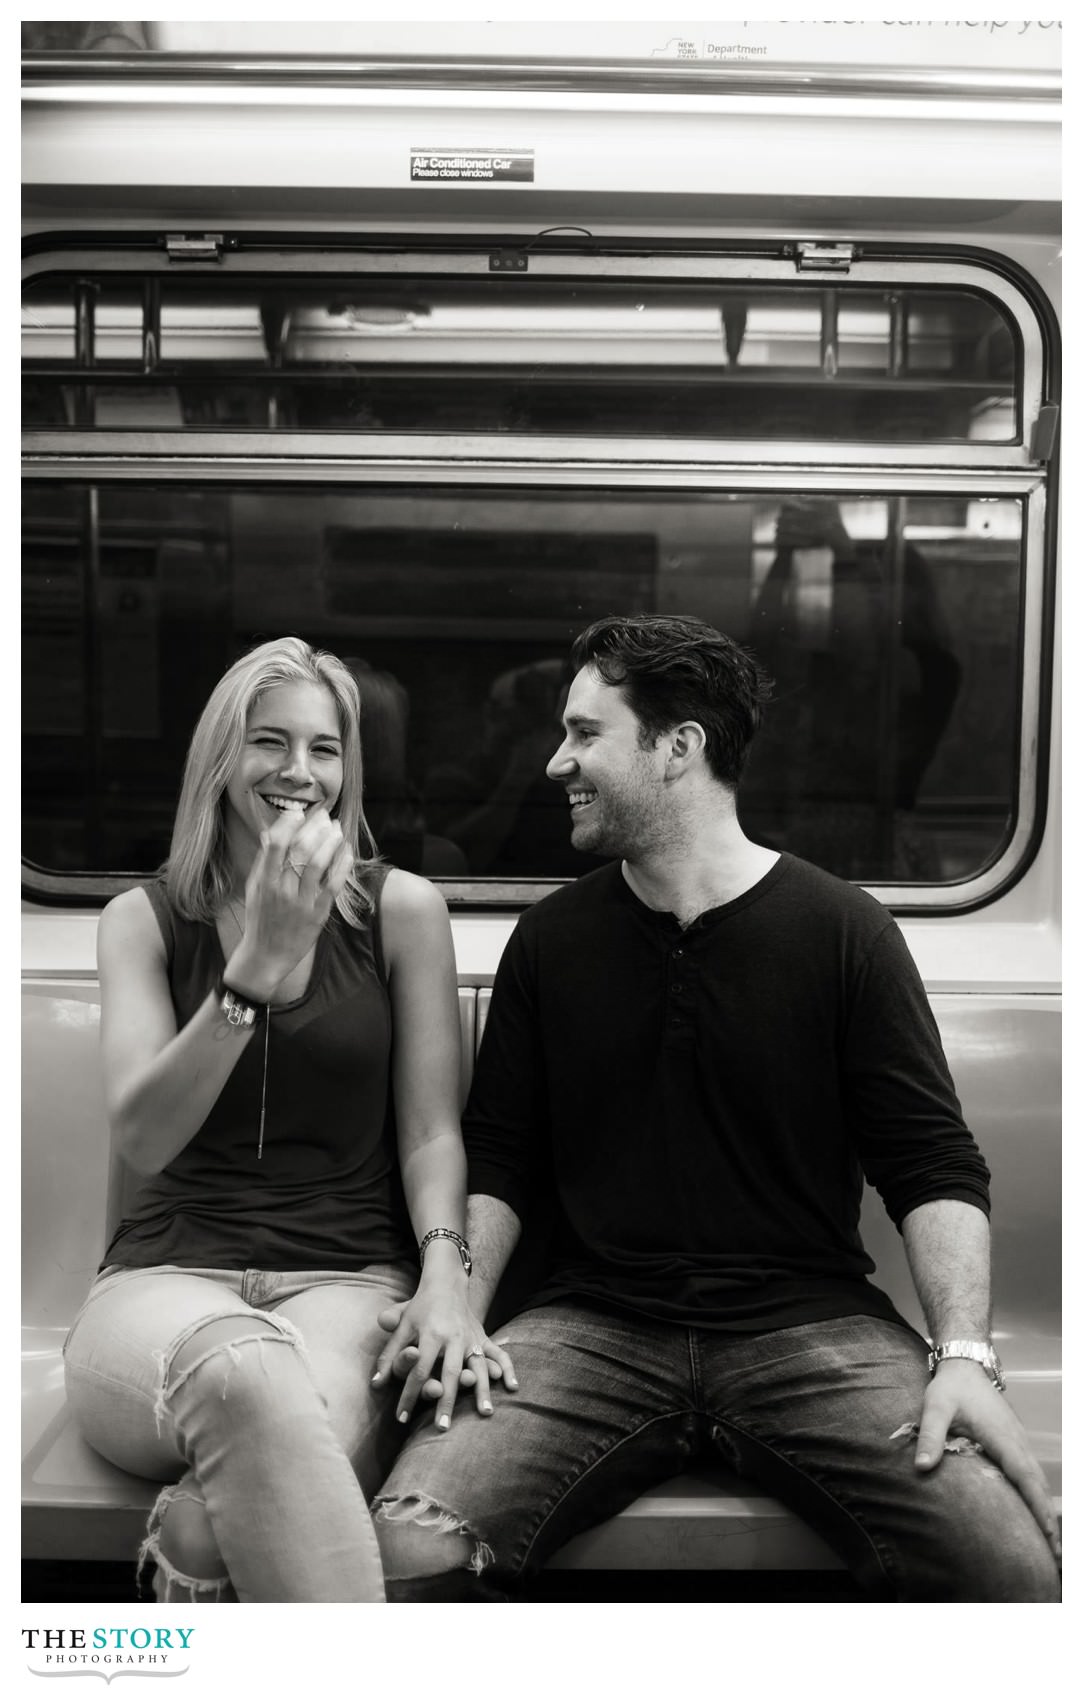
[22,240,1057,913]
[23,245,1048,469]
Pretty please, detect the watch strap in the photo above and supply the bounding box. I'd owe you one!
[928,1339,1005,1391]
[216,975,265,1029]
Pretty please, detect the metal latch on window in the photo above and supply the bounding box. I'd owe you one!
[1030,403,1059,462]
[795,242,854,274]
[164,234,225,263]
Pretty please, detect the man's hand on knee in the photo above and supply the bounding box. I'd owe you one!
[915,1361,1061,1561]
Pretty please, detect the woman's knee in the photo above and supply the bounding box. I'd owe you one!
[157,1493,225,1581]
[138,1485,235,1602]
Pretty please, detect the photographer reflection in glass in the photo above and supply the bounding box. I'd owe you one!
[745,498,961,880]
[345,660,466,877]
[425,658,603,878]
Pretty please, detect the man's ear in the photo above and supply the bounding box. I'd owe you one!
[666,721,707,773]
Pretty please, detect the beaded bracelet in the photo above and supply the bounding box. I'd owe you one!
[418,1227,472,1276]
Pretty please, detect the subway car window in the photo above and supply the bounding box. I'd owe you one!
[22,483,1023,886]
[22,276,1018,443]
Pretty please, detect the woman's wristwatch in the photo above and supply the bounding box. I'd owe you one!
[927,1339,1006,1392]
[216,975,266,1029]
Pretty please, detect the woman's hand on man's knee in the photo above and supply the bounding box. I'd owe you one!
[370,1301,517,1423]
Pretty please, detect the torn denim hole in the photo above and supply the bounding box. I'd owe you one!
[137,1484,233,1602]
[151,1546,233,1604]
[889,1421,1001,1475]
[373,1492,494,1576]
[151,1314,309,1435]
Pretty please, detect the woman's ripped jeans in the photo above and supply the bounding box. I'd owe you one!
[64,1262,413,1603]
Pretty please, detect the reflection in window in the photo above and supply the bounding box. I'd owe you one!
[741,496,1020,880]
[21,21,151,50]
[22,276,1018,443]
[22,484,1022,886]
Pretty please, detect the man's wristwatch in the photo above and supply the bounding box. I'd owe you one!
[927,1339,1006,1392]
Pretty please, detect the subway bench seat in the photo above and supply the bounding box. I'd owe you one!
[22,978,1061,1573]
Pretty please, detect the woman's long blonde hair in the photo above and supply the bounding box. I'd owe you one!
[164,636,379,926]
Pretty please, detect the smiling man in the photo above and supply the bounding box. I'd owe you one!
[373,613,1060,1602]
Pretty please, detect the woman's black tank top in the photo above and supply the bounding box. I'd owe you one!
[102,868,415,1272]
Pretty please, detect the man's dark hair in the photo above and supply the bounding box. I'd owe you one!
[570,614,773,788]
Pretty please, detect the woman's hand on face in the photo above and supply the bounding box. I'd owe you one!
[230,807,354,995]
[372,1295,517,1429]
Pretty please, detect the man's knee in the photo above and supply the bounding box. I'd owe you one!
[957,1504,1061,1602]
[898,1456,1062,1602]
[374,1493,482,1581]
[385,1569,507,1602]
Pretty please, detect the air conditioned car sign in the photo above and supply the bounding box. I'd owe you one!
[411,148,534,182]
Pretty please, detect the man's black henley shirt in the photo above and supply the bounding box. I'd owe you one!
[464,853,991,1332]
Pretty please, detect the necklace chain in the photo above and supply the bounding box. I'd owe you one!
[224,896,269,1161]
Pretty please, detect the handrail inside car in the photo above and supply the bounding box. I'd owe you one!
[20,54,1062,102]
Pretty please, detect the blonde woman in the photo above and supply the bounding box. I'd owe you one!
[64,636,510,1602]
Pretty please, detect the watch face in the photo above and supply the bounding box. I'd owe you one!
[220,985,261,1027]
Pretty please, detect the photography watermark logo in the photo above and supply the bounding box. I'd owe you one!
[22,1628,194,1683]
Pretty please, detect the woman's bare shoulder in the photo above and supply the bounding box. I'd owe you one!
[98,884,168,963]
[380,866,449,923]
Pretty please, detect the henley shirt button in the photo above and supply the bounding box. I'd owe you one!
[672,982,684,994]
